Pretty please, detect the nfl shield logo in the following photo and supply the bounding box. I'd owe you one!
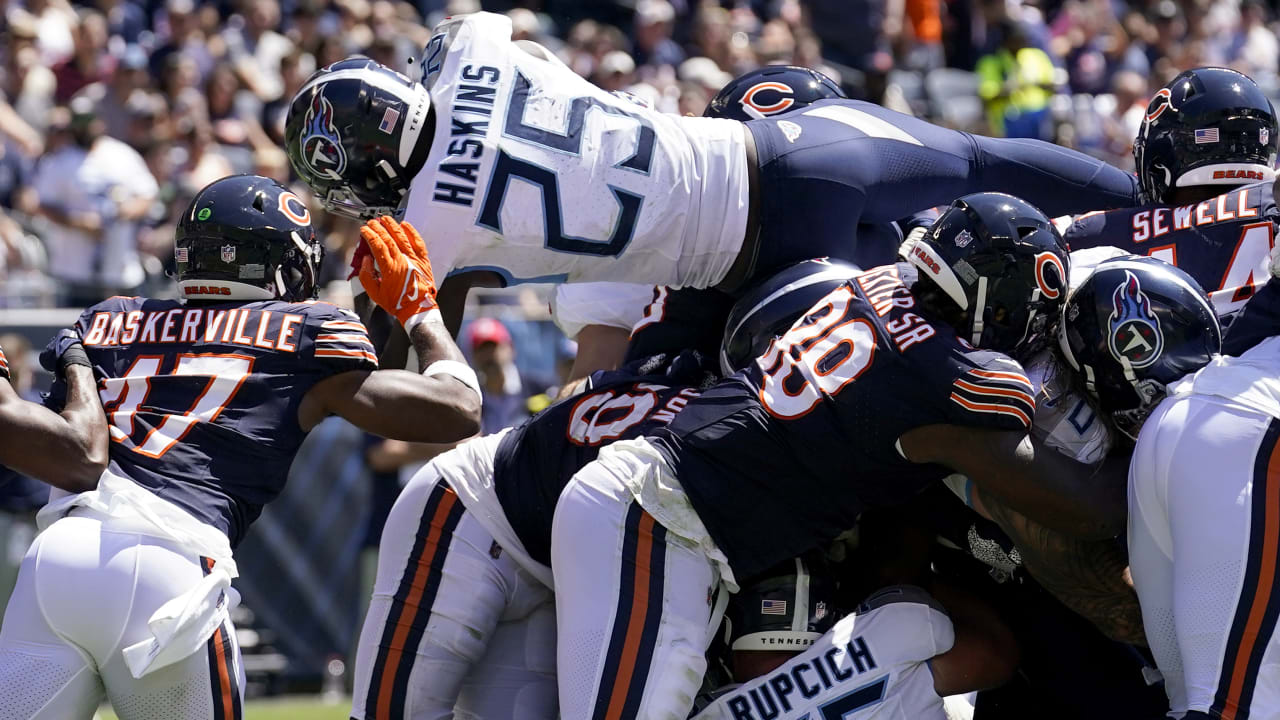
[1263,128,1271,145]
[954,230,974,248]
[221,245,236,262]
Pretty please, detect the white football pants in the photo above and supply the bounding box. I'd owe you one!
[0,514,243,720]
[1129,397,1280,718]
[350,466,556,720]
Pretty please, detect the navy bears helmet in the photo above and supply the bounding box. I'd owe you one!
[176,174,324,303]
[1134,67,1278,204]
[719,258,862,374]
[703,65,846,121]
[904,192,1069,359]
[1058,256,1221,437]
[284,57,433,219]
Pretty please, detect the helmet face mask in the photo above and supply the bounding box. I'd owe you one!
[904,193,1069,360]
[176,174,325,303]
[1134,67,1278,204]
[285,57,433,220]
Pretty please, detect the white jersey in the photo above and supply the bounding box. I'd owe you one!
[408,12,750,287]
[694,586,953,720]
[550,282,654,339]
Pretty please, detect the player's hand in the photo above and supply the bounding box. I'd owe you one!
[358,216,439,330]
[39,329,92,375]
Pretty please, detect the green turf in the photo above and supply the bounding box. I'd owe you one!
[96,697,352,720]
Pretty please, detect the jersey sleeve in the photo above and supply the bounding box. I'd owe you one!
[549,282,654,339]
[857,585,955,661]
[308,306,379,374]
[945,352,1035,431]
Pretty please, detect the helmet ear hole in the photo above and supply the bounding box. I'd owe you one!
[252,191,266,213]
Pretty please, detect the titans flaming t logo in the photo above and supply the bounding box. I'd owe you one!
[300,94,347,180]
[1108,270,1164,368]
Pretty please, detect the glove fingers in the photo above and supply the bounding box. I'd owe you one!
[378,216,418,262]
[400,220,436,286]
[358,255,380,299]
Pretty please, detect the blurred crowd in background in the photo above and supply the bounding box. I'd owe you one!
[1,0,1279,314]
[0,0,1278,690]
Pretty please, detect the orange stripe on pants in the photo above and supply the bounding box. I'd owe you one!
[212,626,234,717]
[603,512,656,720]
[1220,434,1280,720]
[375,490,459,719]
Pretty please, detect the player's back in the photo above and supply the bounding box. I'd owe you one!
[651,263,1035,579]
[493,351,714,565]
[406,11,749,289]
[75,295,377,546]
[693,585,954,720]
[1066,181,1277,319]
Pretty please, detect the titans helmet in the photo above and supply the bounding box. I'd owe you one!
[284,57,433,219]
[704,65,845,121]
[1134,67,1278,204]
[175,174,323,303]
[725,552,838,652]
[720,258,862,374]
[1058,255,1220,437]
[904,192,1069,359]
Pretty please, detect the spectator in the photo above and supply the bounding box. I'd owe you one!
[633,0,684,73]
[977,20,1056,139]
[51,8,114,104]
[224,0,294,103]
[468,317,549,436]
[594,50,636,92]
[24,96,157,305]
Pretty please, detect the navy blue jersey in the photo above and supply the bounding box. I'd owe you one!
[71,296,377,546]
[1224,276,1280,356]
[623,217,926,365]
[745,99,1139,280]
[624,287,737,362]
[1066,182,1278,319]
[649,264,1035,579]
[493,351,714,565]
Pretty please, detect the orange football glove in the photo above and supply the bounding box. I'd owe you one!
[357,216,439,329]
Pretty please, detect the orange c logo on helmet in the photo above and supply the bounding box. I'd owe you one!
[741,82,795,116]
[278,191,311,226]
[1145,87,1174,122]
[1035,252,1066,300]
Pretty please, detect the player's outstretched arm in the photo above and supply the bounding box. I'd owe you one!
[0,335,109,492]
[899,425,1126,540]
[974,487,1147,646]
[298,315,482,440]
[298,216,482,440]
[927,580,1020,695]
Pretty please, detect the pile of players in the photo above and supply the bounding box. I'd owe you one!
[1,9,1279,720]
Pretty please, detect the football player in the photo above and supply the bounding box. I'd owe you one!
[284,11,1138,326]
[0,334,107,492]
[546,193,1139,719]
[1065,67,1279,322]
[349,260,860,720]
[349,348,723,720]
[549,64,936,386]
[0,175,481,720]
[1054,258,1243,718]
[693,554,1017,720]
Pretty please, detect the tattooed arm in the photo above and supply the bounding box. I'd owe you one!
[975,487,1147,646]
